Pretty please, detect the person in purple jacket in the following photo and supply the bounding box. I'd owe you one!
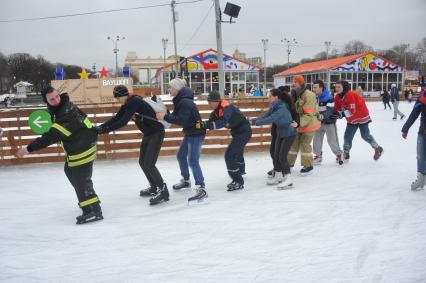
[402,87,426,191]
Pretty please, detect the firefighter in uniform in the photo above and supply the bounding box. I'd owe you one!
[16,86,102,224]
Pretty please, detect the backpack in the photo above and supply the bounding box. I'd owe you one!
[144,95,171,129]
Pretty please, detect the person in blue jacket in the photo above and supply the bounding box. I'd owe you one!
[312,79,343,165]
[391,84,405,120]
[156,78,208,205]
[204,91,252,191]
[402,87,426,191]
[250,88,298,189]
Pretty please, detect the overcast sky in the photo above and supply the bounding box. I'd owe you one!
[1,0,425,70]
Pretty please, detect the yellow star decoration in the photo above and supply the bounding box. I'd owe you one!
[78,69,89,79]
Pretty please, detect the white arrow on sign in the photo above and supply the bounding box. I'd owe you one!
[33,116,49,128]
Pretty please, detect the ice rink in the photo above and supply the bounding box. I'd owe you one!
[1,102,425,282]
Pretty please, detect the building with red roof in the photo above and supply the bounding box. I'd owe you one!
[273,52,404,97]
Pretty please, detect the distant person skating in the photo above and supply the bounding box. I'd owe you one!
[391,84,405,120]
[381,89,392,110]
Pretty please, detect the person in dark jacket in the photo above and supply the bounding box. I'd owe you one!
[312,80,343,165]
[16,86,102,224]
[402,88,426,191]
[203,91,252,191]
[95,85,169,205]
[250,88,298,189]
[381,89,392,110]
[390,84,405,120]
[156,78,208,205]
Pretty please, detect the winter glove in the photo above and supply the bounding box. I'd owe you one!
[342,109,352,118]
[134,113,143,122]
[330,110,342,120]
[199,120,210,130]
[402,132,408,139]
[93,125,105,135]
[391,99,395,103]
[249,118,257,126]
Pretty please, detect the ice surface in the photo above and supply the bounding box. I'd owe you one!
[1,102,425,282]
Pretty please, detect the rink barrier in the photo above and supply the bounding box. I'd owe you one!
[0,97,271,166]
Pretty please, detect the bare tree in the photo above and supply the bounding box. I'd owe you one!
[341,40,373,56]
[0,52,11,93]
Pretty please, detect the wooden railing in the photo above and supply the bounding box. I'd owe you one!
[0,97,271,166]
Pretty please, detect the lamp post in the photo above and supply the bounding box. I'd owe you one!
[107,35,126,77]
[281,38,298,70]
[162,38,169,94]
[325,41,331,60]
[261,39,268,93]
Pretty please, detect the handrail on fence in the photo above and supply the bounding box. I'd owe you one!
[0,97,271,166]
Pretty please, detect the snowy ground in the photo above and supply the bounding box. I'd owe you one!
[1,102,426,283]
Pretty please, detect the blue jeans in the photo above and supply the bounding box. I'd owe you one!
[177,135,205,186]
[417,134,426,175]
[343,123,379,153]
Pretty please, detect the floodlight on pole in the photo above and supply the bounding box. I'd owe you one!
[281,38,298,70]
[107,35,126,77]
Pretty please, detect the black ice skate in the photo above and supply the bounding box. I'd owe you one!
[336,154,344,166]
[343,152,350,163]
[373,146,383,161]
[300,166,313,176]
[140,186,157,197]
[188,186,208,205]
[150,183,170,205]
[227,181,244,191]
[76,203,103,225]
[173,178,191,191]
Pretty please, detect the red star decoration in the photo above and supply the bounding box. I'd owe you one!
[99,67,109,78]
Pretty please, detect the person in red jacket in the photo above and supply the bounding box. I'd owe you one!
[333,80,383,161]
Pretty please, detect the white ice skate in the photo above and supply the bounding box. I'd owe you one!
[267,171,283,185]
[277,174,293,190]
[411,173,425,191]
[188,185,209,206]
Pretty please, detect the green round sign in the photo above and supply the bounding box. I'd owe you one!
[29,110,52,134]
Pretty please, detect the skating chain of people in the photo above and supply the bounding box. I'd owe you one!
[12,76,426,224]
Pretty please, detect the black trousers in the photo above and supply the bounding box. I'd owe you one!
[225,127,252,184]
[383,101,392,109]
[273,135,296,175]
[139,130,165,188]
[64,161,98,206]
[270,124,277,161]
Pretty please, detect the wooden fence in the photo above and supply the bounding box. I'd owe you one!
[0,97,271,166]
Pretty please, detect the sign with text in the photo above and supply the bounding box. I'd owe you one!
[51,77,133,104]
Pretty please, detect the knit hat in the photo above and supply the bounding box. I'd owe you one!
[113,85,129,98]
[293,75,305,86]
[207,91,221,102]
[169,78,185,92]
